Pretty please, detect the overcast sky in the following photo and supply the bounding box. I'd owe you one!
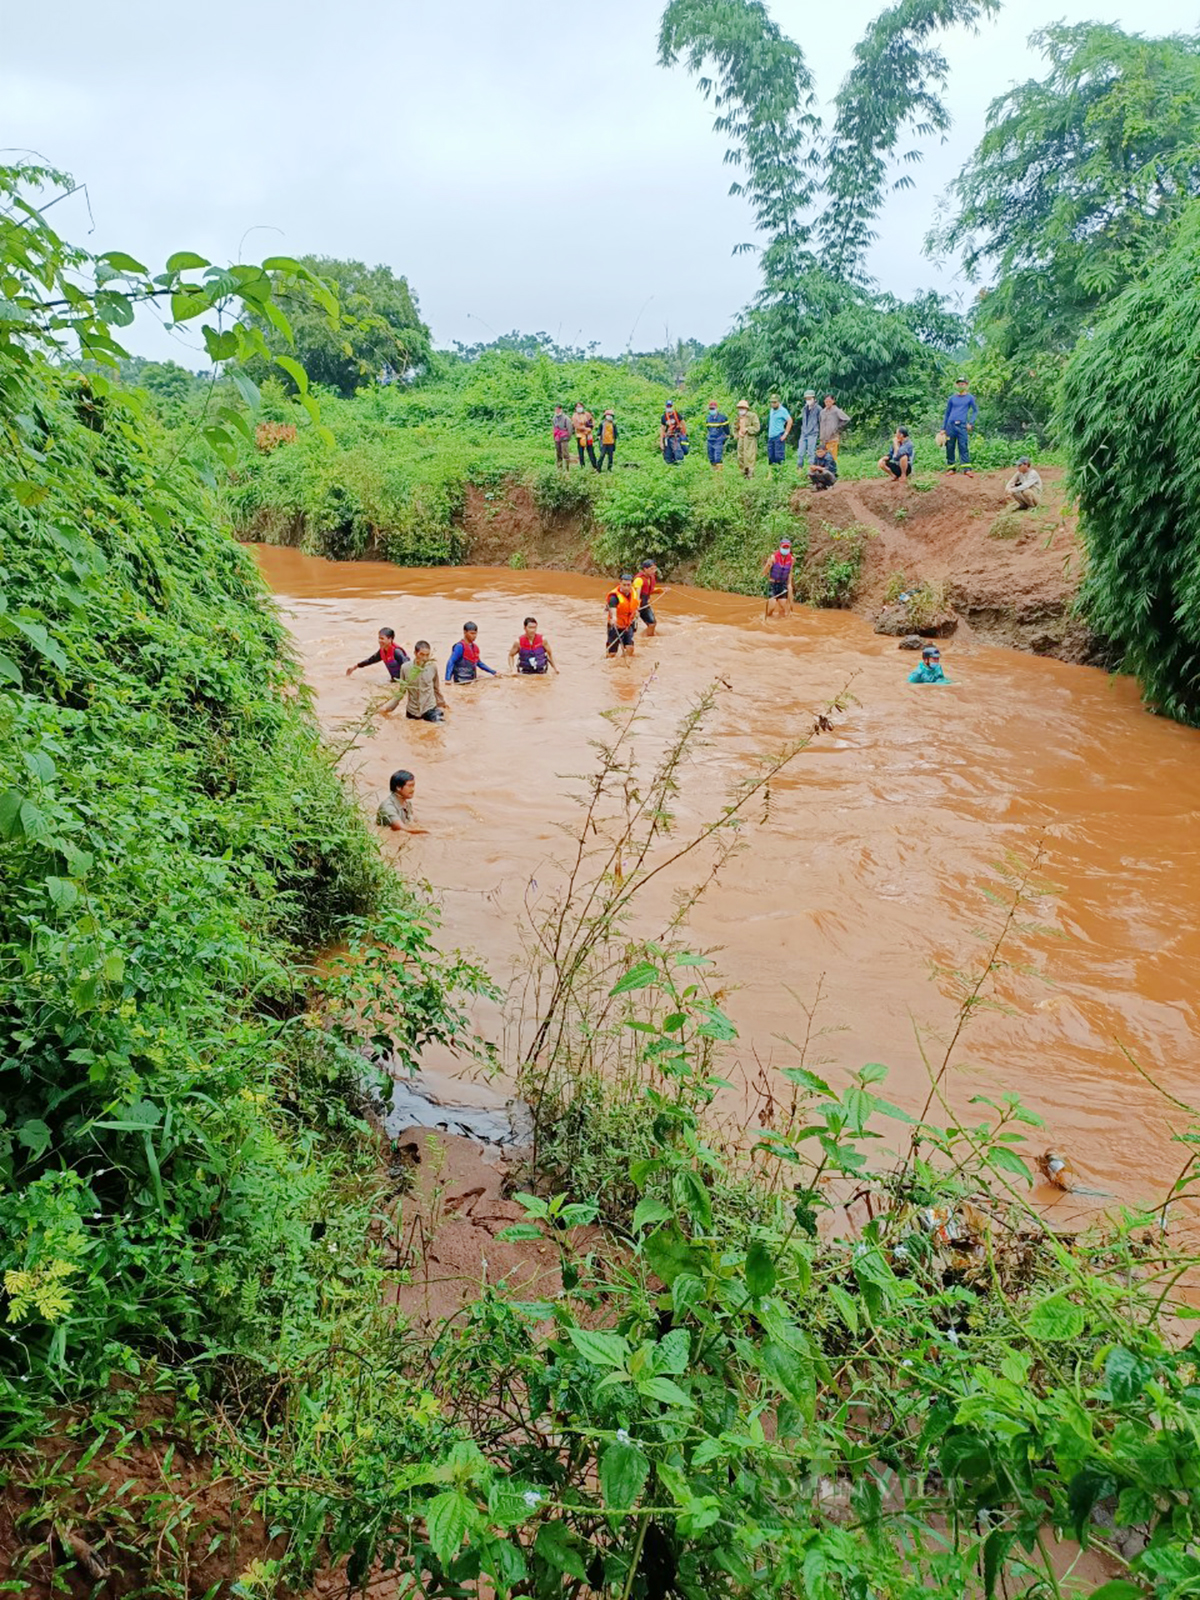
[6,0,1198,365]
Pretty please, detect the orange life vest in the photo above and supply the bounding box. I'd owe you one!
[608,590,638,630]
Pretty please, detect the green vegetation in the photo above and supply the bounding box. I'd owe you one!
[1060,206,1200,725]
[241,255,432,396]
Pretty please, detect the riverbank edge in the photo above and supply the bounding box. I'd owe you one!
[236,465,1108,669]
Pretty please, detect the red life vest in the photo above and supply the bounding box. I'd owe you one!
[460,638,480,666]
[516,633,547,669]
[769,550,794,584]
[636,571,656,602]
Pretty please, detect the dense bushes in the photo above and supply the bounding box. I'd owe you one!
[1062,205,1200,723]
[0,360,399,1402]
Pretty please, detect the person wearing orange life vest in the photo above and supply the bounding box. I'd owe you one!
[606,575,639,657]
[597,410,619,472]
[761,539,795,617]
[632,558,660,636]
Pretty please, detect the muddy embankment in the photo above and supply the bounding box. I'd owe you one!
[243,467,1104,666]
[463,468,1104,665]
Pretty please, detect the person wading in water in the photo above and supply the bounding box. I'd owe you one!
[606,575,639,657]
[761,539,795,618]
[509,617,559,675]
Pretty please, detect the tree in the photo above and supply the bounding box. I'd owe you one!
[242,256,431,397]
[934,24,1200,346]
[658,0,992,416]
[1060,204,1200,724]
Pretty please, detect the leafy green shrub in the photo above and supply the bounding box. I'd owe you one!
[591,467,697,568]
[528,464,597,520]
[0,355,491,1404]
[1062,205,1200,723]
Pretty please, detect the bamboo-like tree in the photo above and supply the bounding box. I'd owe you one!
[1060,204,1200,725]
[658,0,997,417]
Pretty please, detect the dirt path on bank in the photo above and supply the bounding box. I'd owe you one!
[455,468,1095,663]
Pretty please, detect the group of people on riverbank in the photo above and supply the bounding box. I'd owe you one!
[549,377,1039,506]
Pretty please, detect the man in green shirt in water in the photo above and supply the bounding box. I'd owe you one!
[908,644,949,684]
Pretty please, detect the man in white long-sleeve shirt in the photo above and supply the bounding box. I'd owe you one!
[1006,458,1043,509]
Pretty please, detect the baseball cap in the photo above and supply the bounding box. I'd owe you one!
[804,389,816,399]
[736,399,749,409]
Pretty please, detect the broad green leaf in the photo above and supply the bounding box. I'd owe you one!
[1084,1584,1143,1600]
[672,1167,712,1232]
[261,254,305,273]
[566,1327,628,1369]
[98,251,148,274]
[631,1196,671,1232]
[0,788,26,839]
[1104,1346,1148,1405]
[1028,1293,1085,1342]
[45,876,78,912]
[609,960,659,996]
[495,1223,543,1242]
[170,290,210,322]
[230,369,260,409]
[16,1118,52,1159]
[652,1328,690,1375]
[599,1441,649,1510]
[859,1061,888,1084]
[637,1375,694,1409]
[987,1145,1033,1182]
[0,651,21,685]
[534,1521,587,1581]
[744,1239,777,1298]
[7,480,49,507]
[166,250,210,273]
[202,326,239,362]
[424,1489,474,1565]
[643,1223,702,1286]
[275,354,308,393]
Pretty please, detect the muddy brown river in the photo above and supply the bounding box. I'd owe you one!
[256,547,1200,1208]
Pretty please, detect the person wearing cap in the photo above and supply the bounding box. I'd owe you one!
[1006,456,1042,509]
[573,402,600,471]
[942,377,979,475]
[735,400,760,478]
[597,409,619,472]
[761,539,795,617]
[632,559,660,636]
[808,443,838,491]
[766,392,793,467]
[445,621,497,684]
[798,390,821,467]
[606,574,639,656]
[908,644,949,685]
[552,404,573,472]
[878,427,915,482]
[660,401,688,465]
[819,395,851,460]
[704,400,731,468]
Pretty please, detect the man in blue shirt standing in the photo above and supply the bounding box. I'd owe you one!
[704,400,730,468]
[766,392,792,467]
[942,377,978,475]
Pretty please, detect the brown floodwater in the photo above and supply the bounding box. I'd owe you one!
[256,546,1200,1209]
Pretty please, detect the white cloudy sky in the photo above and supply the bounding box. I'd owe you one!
[5,0,1198,363]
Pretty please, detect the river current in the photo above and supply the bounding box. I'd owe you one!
[256,547,1200,1207]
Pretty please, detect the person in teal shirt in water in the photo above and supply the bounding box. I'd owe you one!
[909,644,949,684]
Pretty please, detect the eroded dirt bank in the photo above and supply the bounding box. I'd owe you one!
[462,468,1094,663]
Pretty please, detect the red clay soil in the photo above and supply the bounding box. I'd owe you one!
[0,1129,572,1600]
[461,484,604,575]
[808,467,1101,662]
[0,1393,287,1599]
